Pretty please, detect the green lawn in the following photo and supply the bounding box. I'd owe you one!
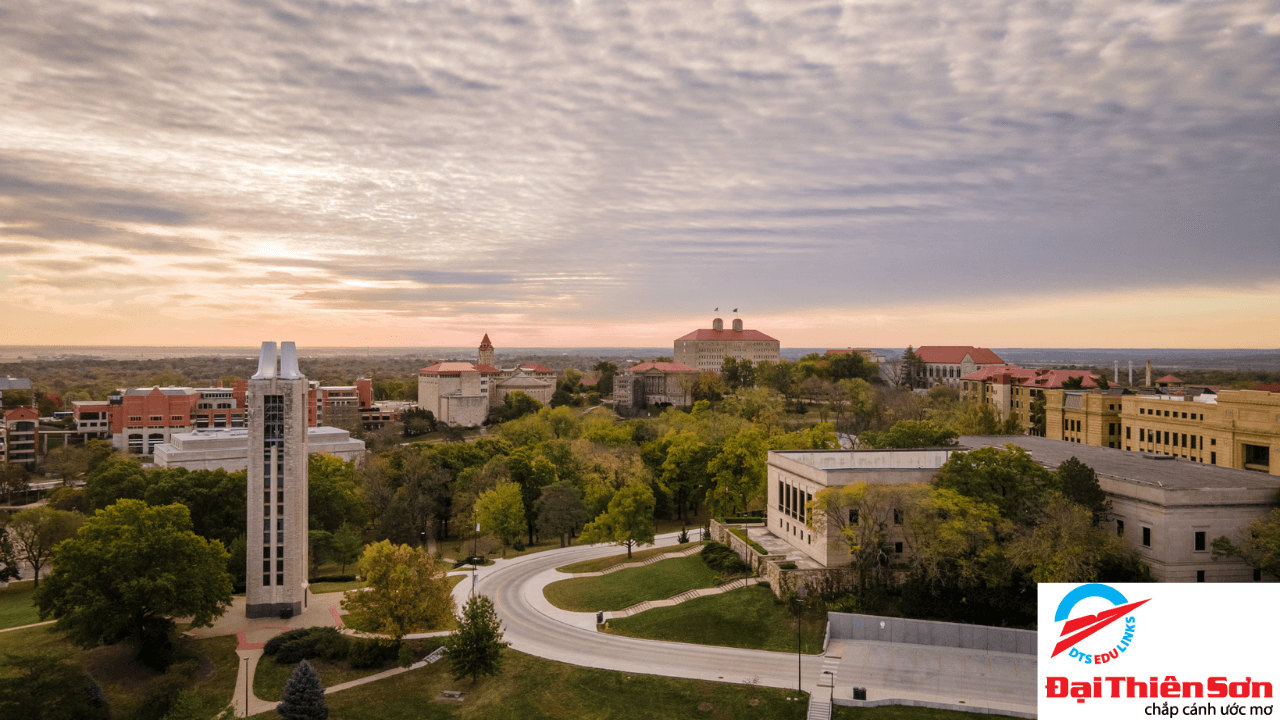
[0,580,42,630]
[543,555,718,612]
[312,578,366,593]
[555,542,701,574]
[604,585,827,654]
[834,706,1002,719]
[248,648,809,720]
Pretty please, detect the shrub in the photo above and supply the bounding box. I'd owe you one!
[265,627,346,664]
[699,542,748,574]
[726,527,767,555]
[778,562,797,570]
[347,639,399,669]
[316,631,350,662]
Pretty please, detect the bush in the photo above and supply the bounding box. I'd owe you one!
[347,639,399,669]
[726,527,767,555]
[264,627,347,664]
[778,562,797,570]
[135,675,186,720]
[397,643,415,668]
[316,631,350,662]
[699,542,748,574]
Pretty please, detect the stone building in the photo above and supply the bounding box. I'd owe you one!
[612,361,698,412]
[914,346,1005,388]
[959,366,1104,432]
[245,341,311,619]
[417,336,556,425]
[674,316,779,372]
[1,407,39,469]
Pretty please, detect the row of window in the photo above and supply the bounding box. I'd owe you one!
[1140,407,1201,420]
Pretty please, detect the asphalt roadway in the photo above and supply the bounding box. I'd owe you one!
[471,532,1038,715]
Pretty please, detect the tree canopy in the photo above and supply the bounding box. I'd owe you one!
[1213,506,1280,579]
[579,482,655,558]
[473,482,526,556]
[5,506,83,589]
[443,594,508,685]
[340,541,454,641]
[858,420,958,449]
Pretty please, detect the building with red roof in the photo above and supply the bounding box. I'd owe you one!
[960,365,1105,433]
[674,316,780,372]
[614,360,697,413]
[1,406,39,468]
[418,335,558,425]
[913,346,1005,388]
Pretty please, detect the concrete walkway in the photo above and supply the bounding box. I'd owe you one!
[568,544,704,578]
[606,577,760,619]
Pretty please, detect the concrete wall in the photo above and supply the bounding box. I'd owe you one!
[827,612,1036,656]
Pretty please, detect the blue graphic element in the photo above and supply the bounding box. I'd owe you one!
[1054,584,1129,622]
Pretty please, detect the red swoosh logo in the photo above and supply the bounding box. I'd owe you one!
[1051,598,1150,658]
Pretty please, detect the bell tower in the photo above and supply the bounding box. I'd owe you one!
[478,334,496,368]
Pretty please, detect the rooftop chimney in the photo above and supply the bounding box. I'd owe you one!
[732,318,743,331]
[712,318,723,331]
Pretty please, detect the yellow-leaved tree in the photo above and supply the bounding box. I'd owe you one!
[340,541,455,641]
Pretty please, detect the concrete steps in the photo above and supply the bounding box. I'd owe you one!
[607,577,759,619]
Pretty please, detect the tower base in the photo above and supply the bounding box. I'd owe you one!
[245,600,303,619]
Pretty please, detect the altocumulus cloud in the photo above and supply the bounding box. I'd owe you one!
[0,0,1276,335]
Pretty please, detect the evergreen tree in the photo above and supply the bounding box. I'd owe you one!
[443,594,508,685]
[277,659,328,720]
[330,523,362,574]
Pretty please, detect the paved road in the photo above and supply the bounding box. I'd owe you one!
[476,532,1037,716]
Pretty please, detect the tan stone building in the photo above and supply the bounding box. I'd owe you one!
[960,366,1105,433]
[914,346,1005,388]
[613,361,698,412]
[674,316,779,372]
[417,361,501,427]
[1045,387,1279,476]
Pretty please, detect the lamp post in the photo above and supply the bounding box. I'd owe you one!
[823,670,833,706]
[243,656,249,716]
[472,521,480,596]
[796,582,807,695]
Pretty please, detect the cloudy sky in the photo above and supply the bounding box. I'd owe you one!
[1,0,1277,349]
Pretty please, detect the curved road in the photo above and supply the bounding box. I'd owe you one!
[472,533,825,694]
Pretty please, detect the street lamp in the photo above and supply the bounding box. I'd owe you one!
[472,521,480,596]
[823,670,833,706]
[796,582,807,695]
[243,656,249,715]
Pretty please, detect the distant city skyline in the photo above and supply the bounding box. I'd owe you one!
[2,1,1277,348]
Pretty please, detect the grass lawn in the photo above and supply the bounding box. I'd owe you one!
[248,648,809,720]
[255,638,446,701]
[0,623,242,718]
[555,542,700,574]
[312,578,366,593]
[834,706,1002,719]
[604,585,827,654]
[543,555,719,612]
[0,580,42,630]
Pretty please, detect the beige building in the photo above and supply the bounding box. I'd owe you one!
[417,361,501,427]
[914,346,1005,388]
[153,426,364,472]
[674,316,780,372]
[1046,387,1279,476]
[613,361,698,412]
[960,366,1105,433]
[765,438,1278,583]
[492,372,554,408]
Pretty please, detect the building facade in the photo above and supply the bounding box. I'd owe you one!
[245,342,311,619]
[612,361,698,412]
[1,407,40,468]
[674,317,780,372]
[914,346,1005,388]
[960,366,1105,431]
[417,362,501,427]
[1045,387,1279,475]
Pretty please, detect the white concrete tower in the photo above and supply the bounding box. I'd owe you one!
[246,341,310,618]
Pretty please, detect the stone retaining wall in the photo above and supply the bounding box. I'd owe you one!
[827,611,1036,655]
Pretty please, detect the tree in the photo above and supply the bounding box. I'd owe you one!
[0,462,27,505]
[340,541,454,641]
[706,426,768,516]
[0,653,111,720]
[7,507,83,589]
[277,659,328,720]
[692,372,728,403]
[902,347,925,389]
[473,483,526,557]
[489,391,542,424]
[1061,375,1085,390]
[40,439,114,485]
[1213,507,1280,579]
[1006,492,1148,583]
[1029,394,1047,436]
[308,454,365,533]
[858,420,957,449]
[309,530,333,572]
[933,445,1056,526]
[443,594,508,685]
[35,500,232,670]
[592,361,618,395]
[579,482,655,558]
[507,447,558,545]
[402,407,438,437]
[809,482,901,593]
[331,523,363,574]
[0,524,21,583]
[83,457,149,511]
[898,486,1007,591]
[536,482,587,547]
[144,467,247,546]
[1056,457,1110,525]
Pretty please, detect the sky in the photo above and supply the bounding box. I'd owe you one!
[1,0,1278,350]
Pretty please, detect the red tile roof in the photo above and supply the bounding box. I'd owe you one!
[915,346,1004,364]
[4,406,39,421]
[1250,383,1280,394]
[676,328,778,342]
[960,365,1102,388]
[1156,374,1183,384]
[626,361,697,374]
[518,363,554,373]
[479,334,493,350]
[419,362,502,375]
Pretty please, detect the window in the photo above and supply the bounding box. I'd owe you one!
[1255,569,1263,582]
[263,575,270,587]
[276,573,284,586]
[894,542,904,553]
[263,547,270,558]
[1182,433,1187,448]
[1191,436,1197,449]
[1139,429,1145,442]
[263,561,270,573]
[1194,532,1206,552]
[893,509,903,525]
[1196,570,1205,583]
[277,560,284,572]
[1142,527,1151,547]
[277,547,284,558]
[1211,438,1216,445]
[848,509,858,524]
[1116,520,1124,536]
[1126,427,1131,440]
[1211,452,1217,465]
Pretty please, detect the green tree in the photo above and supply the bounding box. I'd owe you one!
[443,594,508,685]
[144,467,247,546]
[592,361,618,395]
[35,500,232,670]
[1212,506,1280,579]
[1056,457,1110,525]
[808,482,901,593]
[40,439,114,485]
[473,483,526,557]
[227,533,247,593]
[309,530,333,572]
[934,445,1056,526]
[721,356,742,389]
[1006,492,1148,583]
[660,431,714,521]
[331,523,363,574]
[1029,394,1047,436]
[1061,375,1085,390]
[579,482,655,559]
[508,447,558,545]
[7,506,83,589]
[902,347,925,389]
[83,457,149,511]
[0,524,21,583]
[707,426,768,516]
[692,371,728,403]
[858,420,957,449]
[0,653,111,720]
[536,482,587,547]
[340,541,455,641]
[402,407,437,437]
[308,454,365,533]
[898,486,1007,591]
[829,352,875,382]
[277,659,329,720]
[0,462,27,505]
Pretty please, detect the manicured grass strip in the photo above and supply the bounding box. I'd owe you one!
[248,648,809,720]
[0,580,41,630]
[604,585,826,654]
[254,654,389,701]
[556,542,701,574]
[312,578,366,594]
[543,555,718,612]
[834,706,1002,718]
[190,634,241,712]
